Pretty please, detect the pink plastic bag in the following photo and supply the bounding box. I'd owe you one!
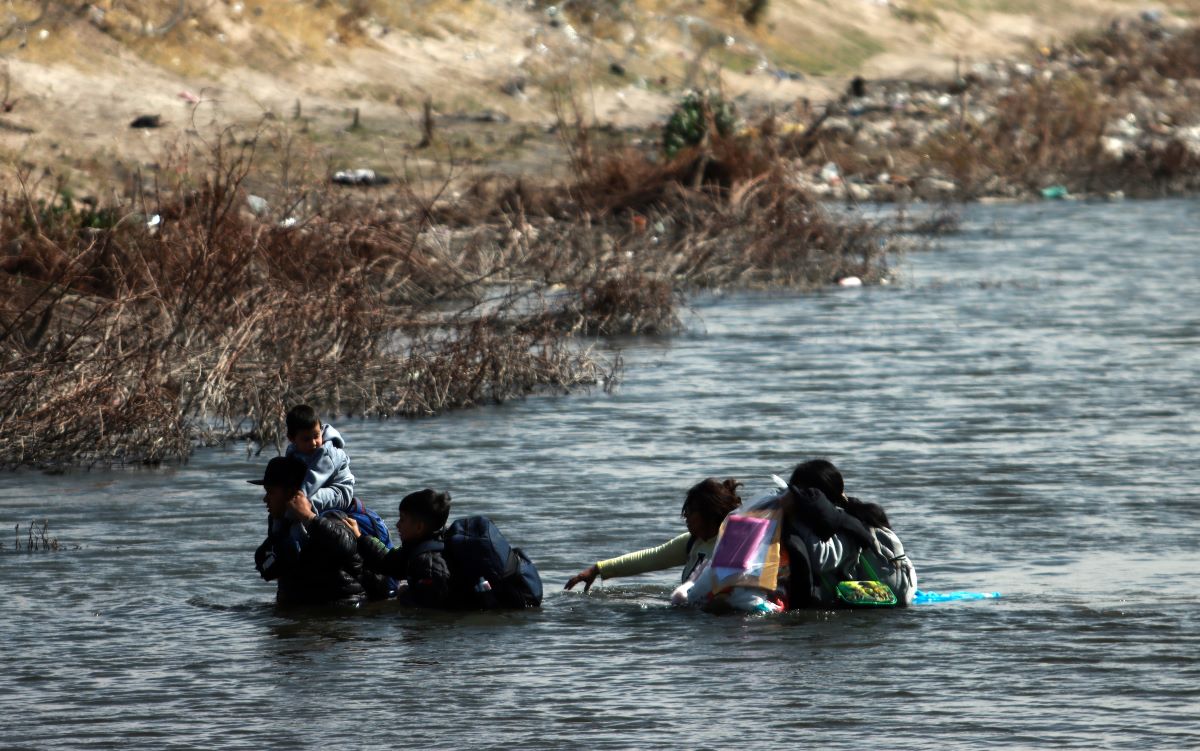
[711,514,770,571]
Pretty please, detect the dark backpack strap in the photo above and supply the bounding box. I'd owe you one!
[408,539,445,558]
[782,533,815,608]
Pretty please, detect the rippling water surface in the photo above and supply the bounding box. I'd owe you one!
[2,200,1199,749]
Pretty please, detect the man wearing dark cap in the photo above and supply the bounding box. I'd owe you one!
[251,456,369,606]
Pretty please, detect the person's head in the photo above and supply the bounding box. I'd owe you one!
[286,404,323,454]
[788,459,845,503]
[789,458,890,528]
[249,456,308,519]
[397,488,452,544]
[680,478,742,540]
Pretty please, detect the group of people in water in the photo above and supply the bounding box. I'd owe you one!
[252,405,917,611]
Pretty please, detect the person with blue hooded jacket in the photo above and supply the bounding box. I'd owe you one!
[284,404,356,514]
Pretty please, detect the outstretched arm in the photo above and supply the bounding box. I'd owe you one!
[347,521,409,580]
[564,564,600,592]
[564,533,692,590]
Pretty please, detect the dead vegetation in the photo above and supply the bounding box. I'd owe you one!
[0,109,897,468]
[922,22,1200,197]
[3,520,75,551]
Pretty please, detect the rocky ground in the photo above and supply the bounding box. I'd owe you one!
[0,0,1198,201]
[785,15,1200,203]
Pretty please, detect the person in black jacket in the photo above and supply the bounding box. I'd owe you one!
[344,488,452,608]
[251,456,369,607]
[774,459,891,608]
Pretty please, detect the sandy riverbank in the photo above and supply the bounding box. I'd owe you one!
[0,0,1197,196]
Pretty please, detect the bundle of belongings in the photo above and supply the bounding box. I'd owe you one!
[673,477,916,613]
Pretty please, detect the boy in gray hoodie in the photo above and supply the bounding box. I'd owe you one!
[284,404,356,514]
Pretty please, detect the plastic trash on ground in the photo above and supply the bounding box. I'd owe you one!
[246,194,269,215]
[819,161,842,185]
[331,169,389,186]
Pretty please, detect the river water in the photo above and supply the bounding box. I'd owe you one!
[2,199,1198,750]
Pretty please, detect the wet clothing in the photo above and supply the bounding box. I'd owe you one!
[286,424,356,513]
[853,526,918,606]
[357,532,452,609]
[596,532,716,583]
[254,514,368,607]
[757,487,916,607]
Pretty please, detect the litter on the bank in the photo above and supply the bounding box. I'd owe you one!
[246,195,269,215]
[819,162,841,185]
[331,169,390,186]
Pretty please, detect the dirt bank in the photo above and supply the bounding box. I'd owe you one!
[0,0,1197,195]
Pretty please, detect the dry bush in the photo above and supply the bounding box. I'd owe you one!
[0,107,899,467]
[0,132,617,467]
[1149,27,1200,80]
[3,520,76,552]
[1071,23,1200,87]
[570,136,893,286]
[921,74,1114,195]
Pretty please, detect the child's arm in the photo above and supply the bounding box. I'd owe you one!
[595,532,692,579]
[356,533,408,579]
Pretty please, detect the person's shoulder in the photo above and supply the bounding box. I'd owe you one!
[321,441,349,462]
[411,533,445,555]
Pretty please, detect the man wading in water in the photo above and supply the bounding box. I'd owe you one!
[252,456,371,607]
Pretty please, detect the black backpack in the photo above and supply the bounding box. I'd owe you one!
[415,515,543,609]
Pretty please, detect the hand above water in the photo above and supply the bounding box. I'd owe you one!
[564,564,600,592]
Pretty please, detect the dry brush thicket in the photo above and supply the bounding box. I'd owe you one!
[0,124,897,468]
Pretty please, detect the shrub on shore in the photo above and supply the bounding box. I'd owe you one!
[0,111,897,468]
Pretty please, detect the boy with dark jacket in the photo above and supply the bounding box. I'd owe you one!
[347,488,453,609]
[251,455,369,607]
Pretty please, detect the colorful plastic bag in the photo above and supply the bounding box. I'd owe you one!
[709,508,783,592]
[681,507,785,612]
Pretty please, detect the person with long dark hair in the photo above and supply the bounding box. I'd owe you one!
[777,459,917,606]
[564,478,743,592]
